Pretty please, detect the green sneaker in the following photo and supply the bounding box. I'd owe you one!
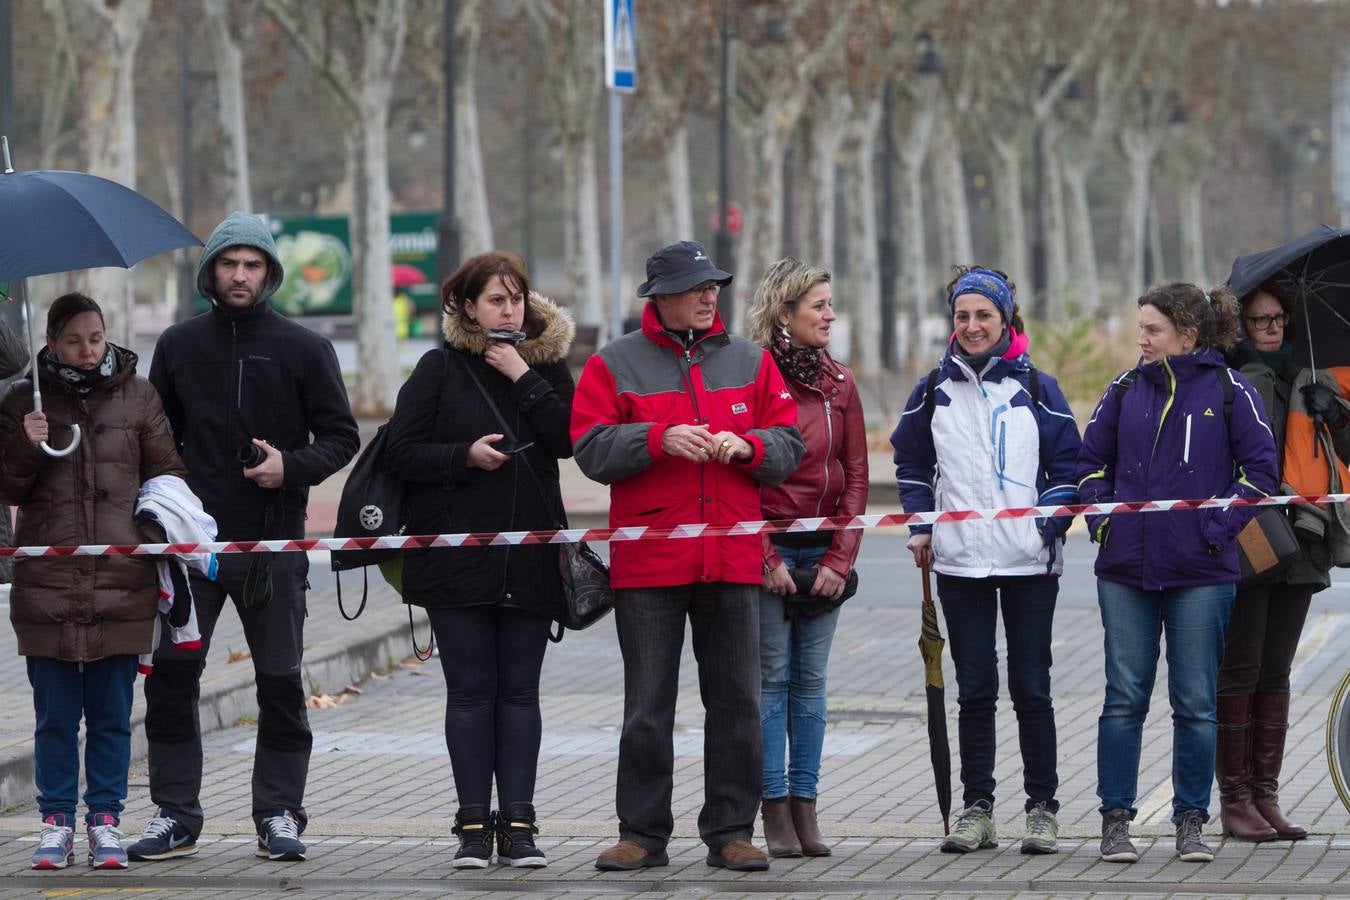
[1021,802,1058,854]
[941,801,997,853]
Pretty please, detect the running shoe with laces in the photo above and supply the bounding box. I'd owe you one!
[940,801,998,853]
[494,802,547,868]
[256,810,307,861]
[87,813,128,869]
[451,805,493,869]
[127,812,198,861]
[1100,808,1138,862]
[30,814,74,870]
[1175,809,1214,862]
[1021,802,1059,854]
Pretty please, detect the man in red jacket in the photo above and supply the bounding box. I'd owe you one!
[572,241,804,873]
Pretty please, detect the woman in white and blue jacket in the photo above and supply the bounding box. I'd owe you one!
[891,266,1081,856]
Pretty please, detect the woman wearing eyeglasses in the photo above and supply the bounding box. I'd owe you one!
[1215,281,1345,842]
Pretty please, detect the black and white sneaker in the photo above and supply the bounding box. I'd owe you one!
[256,811,307,861]
[494,802,546,868]
[127,812,198,861]
[452,806,493,869]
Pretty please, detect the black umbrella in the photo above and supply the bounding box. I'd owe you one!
[918,561,951,835]
[1226,224,1350,370]
[0,136,200,456]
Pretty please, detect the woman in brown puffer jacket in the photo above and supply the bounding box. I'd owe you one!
[0,293,185,870]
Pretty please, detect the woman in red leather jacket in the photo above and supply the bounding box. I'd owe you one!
[746,257,868,859]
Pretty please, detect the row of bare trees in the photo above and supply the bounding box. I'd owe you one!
[10,0,1349,412]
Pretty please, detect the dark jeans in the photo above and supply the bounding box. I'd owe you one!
[614,581,761,852]
[936,573,1059,814]
[426,605,552,809]
[143,551,311,837]
[1218,581,1315,697]
[28,654,138,824]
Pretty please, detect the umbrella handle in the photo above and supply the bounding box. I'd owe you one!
[41,426,81,458]
[921,560,933,606]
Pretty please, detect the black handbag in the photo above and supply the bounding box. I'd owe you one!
[783,566,858,618]
[458,354,614,640]
[330,422,408,619]
[1236,507,1300,586]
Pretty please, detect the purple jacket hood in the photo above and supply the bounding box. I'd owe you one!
[1075,347,1278,589]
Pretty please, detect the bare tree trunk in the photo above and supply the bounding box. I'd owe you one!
[1061,161,1102,312]
[1041,125,1070,316]
[1335,53,1350,227]
[659,124,694,241]
[932,107,974,266]
[561,129,604,323]
[348,83,400,415]
[455,14,492,256]
[990,138,1030,301]
[203,0,252,212]
[68,0,152,346]
[1119,130,1156,303]
[1179,179,1207,286]
[737,128,791,332]
[38,0,76,169]
[805,103,846,268]
[1147,191,1165,287]
[843,97,882,374]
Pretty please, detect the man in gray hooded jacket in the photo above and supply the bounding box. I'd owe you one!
[128,213,359,863]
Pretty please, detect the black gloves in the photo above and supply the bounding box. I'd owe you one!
[1302,382,1347,429]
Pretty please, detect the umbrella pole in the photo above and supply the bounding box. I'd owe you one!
[17,281,80,458]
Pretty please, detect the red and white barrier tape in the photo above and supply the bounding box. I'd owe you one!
[2,491,1347,559]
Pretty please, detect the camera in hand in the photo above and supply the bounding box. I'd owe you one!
[487,328,526,344]
[238,443,267,468]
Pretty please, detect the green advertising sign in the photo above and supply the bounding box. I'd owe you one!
[255,212,441,317]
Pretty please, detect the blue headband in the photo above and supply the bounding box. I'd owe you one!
[948,269,1014,323]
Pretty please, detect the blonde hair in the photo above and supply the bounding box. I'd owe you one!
[747,257,832,347]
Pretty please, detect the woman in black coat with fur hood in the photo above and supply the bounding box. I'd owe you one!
[385,251,575,870]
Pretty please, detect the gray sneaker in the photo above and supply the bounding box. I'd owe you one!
[1100,809,1138,863]
[941,801,997,853]
[1175,809,1214,862]
[1021,802,1058,854]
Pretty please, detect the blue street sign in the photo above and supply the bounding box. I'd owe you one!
[604,0,636,92]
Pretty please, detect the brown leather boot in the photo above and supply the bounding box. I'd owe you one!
[1251,692,1308,840]
[760,797,801,858]
[789,796,831,857]
[1216,693,1277,841]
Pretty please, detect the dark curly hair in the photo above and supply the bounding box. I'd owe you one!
[1137,282,1241,350]
[1238,280,1298,345]
[945,264,1025,333]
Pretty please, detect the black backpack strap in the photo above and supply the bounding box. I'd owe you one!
[1028,366,1040,411]
[1112,370,1138,406]
[922,367,940,422]
[334,569,369,621]
[1220,367,1234,422]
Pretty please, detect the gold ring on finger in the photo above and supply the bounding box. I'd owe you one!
[721,440,732,449]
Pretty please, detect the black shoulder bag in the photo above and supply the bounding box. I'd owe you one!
[457,354,613,641]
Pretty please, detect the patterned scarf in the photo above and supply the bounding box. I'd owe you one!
[41,345,117,394]
[770,328,823,387]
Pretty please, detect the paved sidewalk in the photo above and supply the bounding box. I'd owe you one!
[0,534,1344,896]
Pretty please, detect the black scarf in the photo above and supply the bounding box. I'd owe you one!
[41,345,117,394]
[770,329,824,387]
[953,329,1011,373]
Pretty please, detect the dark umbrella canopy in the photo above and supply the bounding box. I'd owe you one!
[0,167,201,283]
[919,562,952,835]
[1226,225,1350,369]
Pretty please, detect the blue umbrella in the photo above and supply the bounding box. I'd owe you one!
[0,136,201,455]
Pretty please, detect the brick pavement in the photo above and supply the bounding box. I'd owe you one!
[0,535,1342,895]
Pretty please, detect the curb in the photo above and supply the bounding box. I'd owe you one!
[0,586,411,812]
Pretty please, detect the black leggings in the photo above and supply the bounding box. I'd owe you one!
[426,606,552,808]
[1217,581,1315,696]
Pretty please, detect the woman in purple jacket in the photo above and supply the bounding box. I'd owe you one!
[1076,283,1278,866]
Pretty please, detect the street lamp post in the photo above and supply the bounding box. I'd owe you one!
[437,0,461,286]
[0,0,11,142]
[715,0,734,322]
[878,78,897,370]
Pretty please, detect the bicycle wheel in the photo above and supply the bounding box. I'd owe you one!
[1326,666,1350,815]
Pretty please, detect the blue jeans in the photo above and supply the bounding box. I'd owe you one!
[27,655,138,825]
[1096,579,1235,823]
[759,544,840,800]
[937,573,1059,813]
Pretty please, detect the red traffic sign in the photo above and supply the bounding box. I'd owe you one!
[710,202,743,237]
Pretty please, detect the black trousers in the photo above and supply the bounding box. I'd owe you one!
[143,551,311,837]
[1217,581,1315,697]
[426,605,552,809]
